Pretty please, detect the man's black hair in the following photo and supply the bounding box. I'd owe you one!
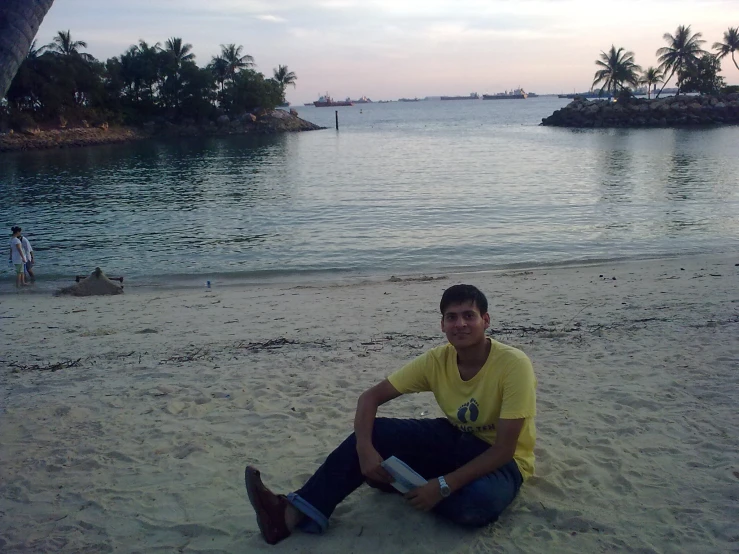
[440,284,488,315]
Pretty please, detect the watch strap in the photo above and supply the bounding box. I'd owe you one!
[438,476,451,497]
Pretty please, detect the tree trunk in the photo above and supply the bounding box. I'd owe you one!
[0,0,55,99]
[733,51,738,71]
[656,68,675,99]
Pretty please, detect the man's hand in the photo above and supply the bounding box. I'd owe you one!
[404,479,443,512]
[357,445,392,484]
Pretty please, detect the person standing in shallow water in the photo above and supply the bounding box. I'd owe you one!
[8,227,27,287]
[18,228,35,282]
[245,284,537,544]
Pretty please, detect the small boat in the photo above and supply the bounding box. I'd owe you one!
[313,93,354,107]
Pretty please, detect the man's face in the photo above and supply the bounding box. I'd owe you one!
[441,301,490,349]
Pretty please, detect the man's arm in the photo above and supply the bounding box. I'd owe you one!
[14,242,26,262]
[405,418,525,511]
[445,418,524,492]
[354,379,402,483]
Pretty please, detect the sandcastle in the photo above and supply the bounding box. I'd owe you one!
[56,267,124,296]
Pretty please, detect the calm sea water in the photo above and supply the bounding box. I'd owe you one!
[2,97,738,291]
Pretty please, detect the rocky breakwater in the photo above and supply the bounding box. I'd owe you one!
[0,109,324,153]
[153,108,324,138]
[541,93,739,128]
[0,124,147,153]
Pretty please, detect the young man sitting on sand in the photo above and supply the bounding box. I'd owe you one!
[245,284,537,544]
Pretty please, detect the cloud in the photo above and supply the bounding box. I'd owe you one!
[256,15,287,23]
[34,0,739,101]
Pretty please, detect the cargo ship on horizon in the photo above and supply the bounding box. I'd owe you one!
[483,88,528,100]
[558,91,612,99]
[440,93,480,101]
[313,94,354,107]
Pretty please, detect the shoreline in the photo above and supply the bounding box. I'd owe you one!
[0,110,325,153]
[1,251,737,552]
[2,247,735,296]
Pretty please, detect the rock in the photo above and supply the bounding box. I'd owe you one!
[290,109,298,117]
[98,122,109,131]
[20,125,40,136]
[217,115,230,125]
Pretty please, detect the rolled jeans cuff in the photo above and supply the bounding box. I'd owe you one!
[286,492,329,534]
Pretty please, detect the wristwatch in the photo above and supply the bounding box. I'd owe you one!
[438,476,451,498]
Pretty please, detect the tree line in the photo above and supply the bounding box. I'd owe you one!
[593,26,739,98]
[1,30,298,128]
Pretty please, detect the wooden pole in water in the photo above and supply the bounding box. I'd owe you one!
[335,110,339,130]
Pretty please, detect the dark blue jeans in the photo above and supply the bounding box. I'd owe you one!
[287,418,523,533]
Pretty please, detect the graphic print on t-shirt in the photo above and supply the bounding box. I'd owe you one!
[457,398,480,424]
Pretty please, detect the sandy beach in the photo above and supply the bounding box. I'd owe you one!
[1,253,737,553]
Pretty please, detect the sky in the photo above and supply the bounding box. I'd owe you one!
[35,0,739,103]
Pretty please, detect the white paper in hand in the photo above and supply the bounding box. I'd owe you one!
[380,456,427,494]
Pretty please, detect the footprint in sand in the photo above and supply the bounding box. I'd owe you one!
[457,398,479,424]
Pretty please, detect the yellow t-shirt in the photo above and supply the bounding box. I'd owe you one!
[387,338,537,479]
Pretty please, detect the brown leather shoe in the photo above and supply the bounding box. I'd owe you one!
[245,466,291,545]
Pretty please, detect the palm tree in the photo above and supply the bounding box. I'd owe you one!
[134,40,162,103]
[640,67,664,99]
[162,38,195,109]
[208,56,229,92]
[273,65,297,89]
[164,37,195,70]
[220,44,255,82]
[46,30,94,61]
[25,39,45,60]
[592,46,641,96]
[713,27,739,71]
[0,0,56,98]
[656,25,706,97]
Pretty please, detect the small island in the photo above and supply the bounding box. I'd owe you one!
[542,25,739,128]
[542,93,739,128]
[0,32,323,152]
